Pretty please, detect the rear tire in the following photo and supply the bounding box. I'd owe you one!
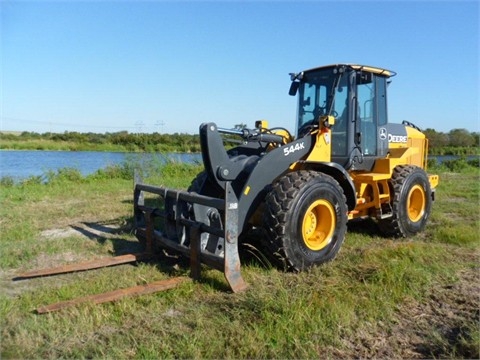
[263,171,348,271]
[378,165,432,237]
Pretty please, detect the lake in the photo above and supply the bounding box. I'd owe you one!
[0,150,475,182]
[0,150,201,181]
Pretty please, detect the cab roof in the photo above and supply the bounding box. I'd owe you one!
[303,64,396,77]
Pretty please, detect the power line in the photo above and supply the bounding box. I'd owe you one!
[1,117,138,130]
[0,116,174,133]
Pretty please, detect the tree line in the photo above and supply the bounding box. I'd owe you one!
[423,128,479,155]
[0,131,201,152]
[0,128,478,154]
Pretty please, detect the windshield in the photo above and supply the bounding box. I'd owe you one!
[296,69,348,135]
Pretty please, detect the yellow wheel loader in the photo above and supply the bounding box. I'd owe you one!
[16,64,439,314]
[133,63,439,291]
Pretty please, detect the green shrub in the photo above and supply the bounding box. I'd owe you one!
[0,176,15,187]
[427,157,439,169]
[20,175,43,186]
[91,163,134,180]
[442,158,470,172]
[44,168,84,184]
[467,157,480,168]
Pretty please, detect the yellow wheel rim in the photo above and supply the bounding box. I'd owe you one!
[302,200,335,251]
[407,184,426,222]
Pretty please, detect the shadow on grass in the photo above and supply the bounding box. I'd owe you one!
[70,221,143,254]
[69,220,188,275]
[346,218,382,237]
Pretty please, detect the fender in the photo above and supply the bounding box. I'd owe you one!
[301,161,357,211]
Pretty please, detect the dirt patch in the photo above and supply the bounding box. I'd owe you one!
[393,266,480,359]
[30,251,82,269]
[40,222,121,240]
[328,264,480,359]
[40,228,80,239]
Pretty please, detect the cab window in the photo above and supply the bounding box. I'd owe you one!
[298,83,327,128]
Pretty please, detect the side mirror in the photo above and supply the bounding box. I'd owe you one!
[289,82,299,96]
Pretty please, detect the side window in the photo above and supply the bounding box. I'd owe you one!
[376,77,387,126]
[357,80,374,123]
[300,84,316,125]
[357,74,377,156]
[332,77,348,156]
[333,75,348,129]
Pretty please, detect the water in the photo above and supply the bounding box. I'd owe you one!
[0,150,476,182]
[0,150,201,181]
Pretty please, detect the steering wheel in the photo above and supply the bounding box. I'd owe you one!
[298,111,340,137]
[298,120,317,137]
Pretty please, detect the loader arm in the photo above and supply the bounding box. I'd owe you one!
[235,136,314,230]
[200,122,287,191]
[199,122,315,231]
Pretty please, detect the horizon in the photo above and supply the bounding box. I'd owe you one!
[1,126,479,137]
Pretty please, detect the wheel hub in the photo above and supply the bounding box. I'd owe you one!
[407,184,426,222]
[302,199,335,251]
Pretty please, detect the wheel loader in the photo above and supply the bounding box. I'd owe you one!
[15,64,439,313]
[133,63,439,292]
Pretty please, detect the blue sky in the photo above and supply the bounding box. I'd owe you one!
[1,1,479,135]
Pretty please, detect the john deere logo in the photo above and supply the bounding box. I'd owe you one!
[379,128,387,140]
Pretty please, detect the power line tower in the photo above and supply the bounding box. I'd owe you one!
[135,121,145,133]
[155,120,165,133]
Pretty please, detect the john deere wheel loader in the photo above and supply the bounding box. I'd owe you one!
[133,64,439,292]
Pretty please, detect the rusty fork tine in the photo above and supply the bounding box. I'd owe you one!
[13,253,153,280]
[36,277,189,314]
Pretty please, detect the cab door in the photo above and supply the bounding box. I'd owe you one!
[356,72,377,157]
[354,72,389,169]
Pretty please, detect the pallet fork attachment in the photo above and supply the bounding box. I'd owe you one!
[133,173,248,294]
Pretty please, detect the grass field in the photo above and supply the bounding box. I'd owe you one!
[0,162,478,359]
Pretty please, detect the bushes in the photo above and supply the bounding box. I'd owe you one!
[428,156,480,173]
[0,176,15,187]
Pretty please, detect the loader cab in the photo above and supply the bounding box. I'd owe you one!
[290,64,394,171]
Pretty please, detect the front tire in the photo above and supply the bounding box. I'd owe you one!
[378,165,432,237]
[263,171,348,271]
